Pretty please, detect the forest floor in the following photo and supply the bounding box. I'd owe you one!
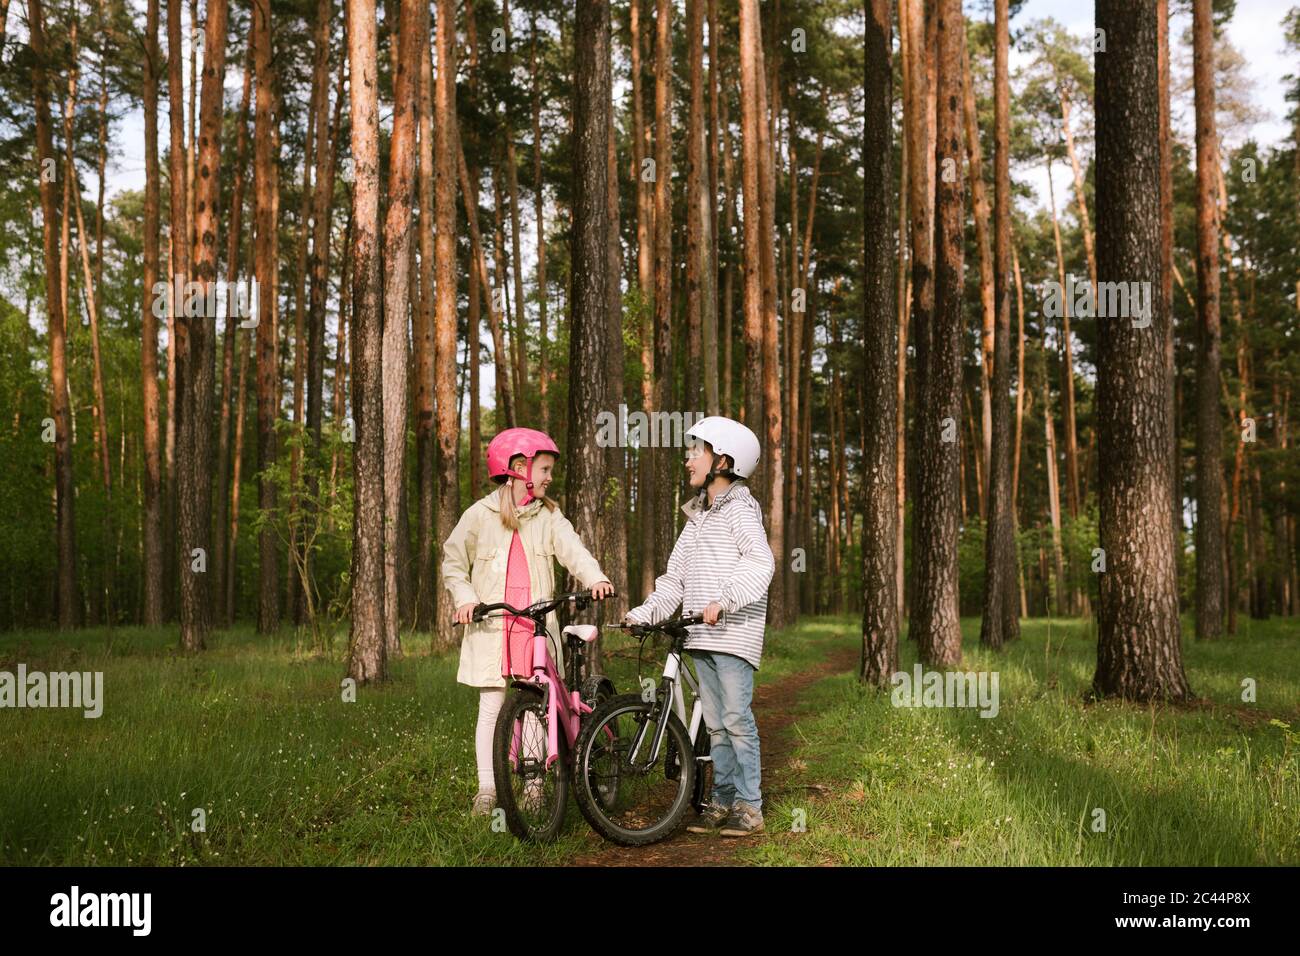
[0,614,1296,866]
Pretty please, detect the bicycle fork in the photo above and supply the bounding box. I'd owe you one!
[627,651,711,774]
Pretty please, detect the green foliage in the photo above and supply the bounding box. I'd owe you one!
[249,420,354,647]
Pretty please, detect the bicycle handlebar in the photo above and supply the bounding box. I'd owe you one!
[469,589,613,624]
[611,611,721,638]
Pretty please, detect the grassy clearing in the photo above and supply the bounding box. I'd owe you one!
[2,615,1294,865]
[0,616,839,865]
[742,617,1299,867]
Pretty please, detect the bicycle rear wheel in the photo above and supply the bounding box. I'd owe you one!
[573,693,694,847]
[492,685,569,842]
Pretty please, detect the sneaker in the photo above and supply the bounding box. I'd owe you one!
[719,800,765,838]
[686,801,733,834]
[471,790,497,816]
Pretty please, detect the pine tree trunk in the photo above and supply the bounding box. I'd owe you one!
[531,14,550,432]
[345,0,387,679]
[1158,0,1179,549]
[175,0,227,650]
[253,0,281,633]
[684,0,705,415]
[566,0,615,658]
[213,53,252,628]
[860,0,898,685]
[1192,0,1225,639]
[415,9,437,632]
[912,0,963,667]
[433,0,463,650]
[459,144,516,430]
[141,0,165,628]
[502,0,529,419]
[980,0,1019,649]
[1092,0,1191,701]
[1045,160,1081,522]
[651,0,674,577]
[30,0,79,629]
[380,0,421,660]
[962,38,995,516]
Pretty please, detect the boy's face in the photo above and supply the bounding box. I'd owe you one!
[684,439,712,488]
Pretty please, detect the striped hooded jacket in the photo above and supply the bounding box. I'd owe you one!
[626,481,776,669]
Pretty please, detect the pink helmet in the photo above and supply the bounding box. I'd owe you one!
[487,427,560,504]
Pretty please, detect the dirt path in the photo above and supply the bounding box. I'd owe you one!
[568,641,859,867]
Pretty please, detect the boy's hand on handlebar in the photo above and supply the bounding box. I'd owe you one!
[702,602,724,625]
[454,603,478,625]
[590,581,614,601]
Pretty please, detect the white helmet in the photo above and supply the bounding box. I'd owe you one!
[685,416,762,478]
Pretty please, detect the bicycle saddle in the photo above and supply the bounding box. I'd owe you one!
[562,624,600,643]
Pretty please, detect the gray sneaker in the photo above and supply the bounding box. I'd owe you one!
[686,801,732,834]
[471,790,497,816]
[719,800,764,837]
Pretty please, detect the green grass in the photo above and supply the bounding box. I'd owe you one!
[0,616,838,865]
[740,616,1300,867]
[1,615,1295,865]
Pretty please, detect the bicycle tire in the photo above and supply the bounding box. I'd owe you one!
[492,685,569,842]
[573,693,694,847]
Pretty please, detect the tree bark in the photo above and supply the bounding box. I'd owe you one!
[532,13,550,433]
[1192,0,1225,639]
[962,37,995,515]
[433,0,463,650]
[346,0,387,679]
[684,0,705,415]
[860,0,898,686]
[980,0,1019,649]
[1092,0,1191,701]
[650,0,674,576]
[1158,0,1179,548]
[380,0,420,660]
[415,8,436,632]
[912,0,963,667]
[459,152,515,432]
[31,0,79,629]
[253,0,281,634]
[213,51,252,628]
[1045,158,1081,521]
[141,0,165,628]
[566,0,615,656]
[175,0,228,651]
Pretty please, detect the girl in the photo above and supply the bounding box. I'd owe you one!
[625,416,775,837]
[442,427,613,816]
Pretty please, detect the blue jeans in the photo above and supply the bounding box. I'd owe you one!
[692,651,761,810]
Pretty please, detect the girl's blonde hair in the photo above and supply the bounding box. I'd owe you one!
[498,454,558,530]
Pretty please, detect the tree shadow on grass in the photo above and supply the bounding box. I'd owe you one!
[937,703,1275,866]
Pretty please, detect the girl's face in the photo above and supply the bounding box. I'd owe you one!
[511,452,556,502]
[684,440,712,488]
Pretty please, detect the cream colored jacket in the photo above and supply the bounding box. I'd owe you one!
[442,489,610,688]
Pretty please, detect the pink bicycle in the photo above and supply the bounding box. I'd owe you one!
[471,591,619,842]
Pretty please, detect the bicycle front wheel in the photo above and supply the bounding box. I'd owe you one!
[573,693,694,847]
[492,685,569,842]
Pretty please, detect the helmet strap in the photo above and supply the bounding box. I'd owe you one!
[507,457,537,505]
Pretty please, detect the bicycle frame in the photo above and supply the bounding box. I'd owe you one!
[508,617,595,772]
[627,631,708,771]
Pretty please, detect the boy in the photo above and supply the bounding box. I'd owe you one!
[625,416,775,837]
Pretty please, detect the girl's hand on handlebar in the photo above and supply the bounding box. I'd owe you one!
[590,581,614,601]
[454,603,479,625]
[702,602,724,625]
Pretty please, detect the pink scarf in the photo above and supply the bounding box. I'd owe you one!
[501,530,533,677]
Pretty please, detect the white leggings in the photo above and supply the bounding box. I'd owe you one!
[474,686,545,792]
[475,688,506,790]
